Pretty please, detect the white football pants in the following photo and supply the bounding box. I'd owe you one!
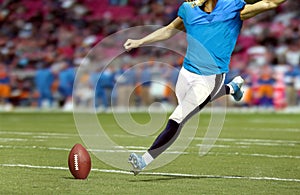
[169,67,225,124]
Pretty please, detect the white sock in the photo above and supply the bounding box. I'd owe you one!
[227,84,234,94]
[142,151,154,165]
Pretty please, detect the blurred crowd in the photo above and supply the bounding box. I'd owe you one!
[0,0,299,111]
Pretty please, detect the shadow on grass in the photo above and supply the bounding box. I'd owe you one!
[63,176,90,181]
[129,176,181,182]
[129,174,244,182]
[63,176,77,180]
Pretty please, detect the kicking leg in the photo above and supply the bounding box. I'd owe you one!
[211,76,244,102]
[128,71,223,175]
[129,90,211,175]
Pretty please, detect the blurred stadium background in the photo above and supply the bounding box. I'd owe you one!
[0,0,300,112]
[1,1,300,194]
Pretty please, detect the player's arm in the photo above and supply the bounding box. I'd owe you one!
[124,17,184,51]
[240,0,286,20]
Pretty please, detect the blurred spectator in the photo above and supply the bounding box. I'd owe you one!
[115,64,136,108]
[0,0,299,110]
[58,62,75,110]
[284,66,299,106]
[240,71,253,107]
[100,67,115,107]
[247,43,271,67]
[90,66,115,110]
[90,67,106,110]
[296,75,300,105]
[163,61,181,106]
[257,65,276,107]
[284,38,300,67]
[0,63,12,110]
[137,63,152,106]
[109,0,128,6]
[34,64,55,108]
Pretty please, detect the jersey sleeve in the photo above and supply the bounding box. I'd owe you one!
[235,0,246,10]
[178,3,186,19]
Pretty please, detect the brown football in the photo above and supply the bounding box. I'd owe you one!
[68,143,91,179]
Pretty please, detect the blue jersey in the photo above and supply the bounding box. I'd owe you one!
[178,0,246,75]
[35,68,54,90]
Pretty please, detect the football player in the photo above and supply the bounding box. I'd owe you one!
[124,0,286,175]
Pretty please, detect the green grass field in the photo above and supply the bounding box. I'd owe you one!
[0,112,300,194]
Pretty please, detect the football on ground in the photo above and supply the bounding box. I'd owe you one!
[68,143,91,179]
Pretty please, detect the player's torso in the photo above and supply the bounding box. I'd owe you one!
[179,0,246,75]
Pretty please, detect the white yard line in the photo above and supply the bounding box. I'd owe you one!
[0,138,28,142]
[1,144,300,159]
[234,142,296,147]
[196,144,249,148]
[1,131,300,144]
[249,119,300,125]
[193,137,300,144]
[0,131,77,137]
[243,153,300,159]
[209,152,300,159]
[1,163,299,183]
[0,145,186,155]
[243,127,300,133]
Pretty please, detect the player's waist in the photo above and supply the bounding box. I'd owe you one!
[182,59,228,76]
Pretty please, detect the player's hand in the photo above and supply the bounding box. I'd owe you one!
[124,39,142,52]
[186,0,207,8]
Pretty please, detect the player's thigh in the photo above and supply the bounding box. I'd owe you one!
[170,81,212,123]
[175,68,190,104]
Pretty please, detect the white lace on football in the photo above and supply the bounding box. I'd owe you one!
[74,154,79,171]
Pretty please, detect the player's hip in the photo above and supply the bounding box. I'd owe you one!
[178,67,225,91]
